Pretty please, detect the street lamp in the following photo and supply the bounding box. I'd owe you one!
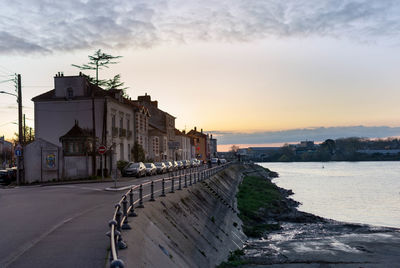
[0,90,18,98]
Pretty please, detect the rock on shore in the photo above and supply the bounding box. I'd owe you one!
[238,164,400,267]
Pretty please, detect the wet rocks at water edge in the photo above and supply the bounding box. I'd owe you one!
[219,164,400,267]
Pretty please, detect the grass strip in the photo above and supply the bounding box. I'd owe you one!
[237,175,282,237]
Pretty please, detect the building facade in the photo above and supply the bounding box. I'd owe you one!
[32,74,150,175]
[134,94,176,160]
[187,127,208,162]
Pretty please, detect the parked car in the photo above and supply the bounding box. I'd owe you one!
[190,159,199,167]
[154,162,167,174]
[122,162,146,177]
[183,160,190,168]
[177,161,184,169]
[0,170,10,184]
[6,167,17,182]
[144,163,157,176]
[164,161,174,172]
[211,158,219,164]
[220,158,227,164]
[172,161,179,171]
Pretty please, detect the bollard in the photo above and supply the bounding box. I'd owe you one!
[189,170,192,186]
[170,176,175,193]
[184,173,188,188]
[161,178,166,196]
[115,209,123,233]
[138,184,144,208]
[115,230,127,250]
[110,259,125,268]
[121,196,131,230]
[194,170,197,184]
[150,181,155,201]
[128,189,137,217]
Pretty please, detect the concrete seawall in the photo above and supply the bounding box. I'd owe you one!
[117,164,250,267]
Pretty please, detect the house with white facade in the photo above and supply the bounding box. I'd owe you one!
[174,129,192,160]
[32,73,150,176]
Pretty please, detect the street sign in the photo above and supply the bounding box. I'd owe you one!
[15,149,22,157]
[98,145,107,155]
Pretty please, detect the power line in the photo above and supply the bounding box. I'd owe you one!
[0,121,17,127]
[0,79,14,84]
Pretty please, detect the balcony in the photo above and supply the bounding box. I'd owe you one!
[119,128,126,137]
[112,127,118,138]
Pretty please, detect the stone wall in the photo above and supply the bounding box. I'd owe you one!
[117,164,247,267]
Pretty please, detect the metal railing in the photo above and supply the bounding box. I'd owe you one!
[107,163,231,268]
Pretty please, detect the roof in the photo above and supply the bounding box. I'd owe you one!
[32,76,152,117]
[149,123,167,134]
[59,122,92,141]
[175,128,184,136]
[187,129,207,137]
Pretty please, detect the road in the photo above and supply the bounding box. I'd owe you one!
[0,165,208,268]
[0,169,188,268]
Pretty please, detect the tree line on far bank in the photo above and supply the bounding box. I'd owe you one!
[258,137,400,162]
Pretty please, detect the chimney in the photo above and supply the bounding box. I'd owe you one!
[194,126,197,132]
[201,128,203,133]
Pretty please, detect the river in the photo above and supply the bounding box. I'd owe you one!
[258,161,400,228]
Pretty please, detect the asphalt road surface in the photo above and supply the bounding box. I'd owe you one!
[0,169,195,268]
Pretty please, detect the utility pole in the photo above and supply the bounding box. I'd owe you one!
[23,114,26,145]
[92,85,96,177]
[17,74,23,185]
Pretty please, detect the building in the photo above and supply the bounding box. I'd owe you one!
[32,73,150,175]
[209,134,217,157]
[0,136,13,168]
[295,141,317,155]
[187,127,208,162]
[174,129,192,160]
[133,94,176,160]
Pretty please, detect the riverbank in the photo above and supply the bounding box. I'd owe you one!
[221,164,400,267]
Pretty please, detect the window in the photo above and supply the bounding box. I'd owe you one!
[127,119,130,131]
[120,117,123,129]
[112,114,116,128]
[67,88,73,99]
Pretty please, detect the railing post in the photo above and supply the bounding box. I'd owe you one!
[115,204,122,232]
[161,178,166,196]
[138,184,144,208]
[115,229,127,250]
[184,172,187,188]
[189,170,192,186]
[150,181,155,201]
[128,189,137,217]
[121,196,131,230]
[110,259,125,268]
[178,173,182,190]
[170,176,175,193]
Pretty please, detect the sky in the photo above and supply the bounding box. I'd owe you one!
[1,0,400,150]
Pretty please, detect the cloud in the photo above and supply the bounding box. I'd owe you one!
[0,0,399,54]
[211,126,400,145]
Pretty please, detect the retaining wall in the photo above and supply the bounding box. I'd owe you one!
[117,164,248,267]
